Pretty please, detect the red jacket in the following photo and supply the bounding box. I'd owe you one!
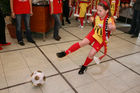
[13,0,31,14]
[49,0,62,14]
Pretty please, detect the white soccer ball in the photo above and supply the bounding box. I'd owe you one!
[31,70,46,86]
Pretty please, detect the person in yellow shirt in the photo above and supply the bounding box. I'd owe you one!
[110,0,120,19]
[79,0,90,28]
[57,1,116,75]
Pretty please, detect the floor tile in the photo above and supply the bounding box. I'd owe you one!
[97,75,129,93]
[19,48,58,76]
[34,29,78,46]
[65,26,92,39]
[123,85,140,93]
[0,89,9,93]
[116,53,140,74]
[9,83,42,93]
[115,69,140,88]
[87,60,128,80]
[105,36,140,58]
[63,70,108,93]
[116,33,140,46]
[41,75,75,93]
[0,51,30,86]
[0,60,7,89]
[40,44,79,72]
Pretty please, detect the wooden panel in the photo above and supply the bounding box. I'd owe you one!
[30,6,54,33]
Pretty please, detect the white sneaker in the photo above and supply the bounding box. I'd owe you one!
[79,25,84,29]
[92,9,97,12]
[83,20,86,24]
[74,14,79,17]
[113,16,117,19]
[94,56,101,64]
[87,20,90,24]
[86,13,92,16]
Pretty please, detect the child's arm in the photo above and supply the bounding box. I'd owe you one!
[10,0,15,18]
[107,18,116,31]
[29,0,33,16]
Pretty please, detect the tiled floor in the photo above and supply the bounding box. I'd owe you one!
[0,19,140,93]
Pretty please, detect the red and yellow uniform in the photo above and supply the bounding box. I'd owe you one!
[86,15,115,57]
[110,0,120,18]
[79,0,90,17]
[13,0,31,14]
[74,0,80,16]
[95,0,101,9]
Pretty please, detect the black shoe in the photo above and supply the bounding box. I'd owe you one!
[66,19,71,24]
[131,35,138,38]
[54,36,61,41]
[28,39,35,43]
[18,41,25,46]
[56,51,66,58]
[62,19,64,25]
[78,65,87,75]
[125,31,133,34]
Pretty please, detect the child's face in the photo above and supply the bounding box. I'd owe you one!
[97,5,108,19]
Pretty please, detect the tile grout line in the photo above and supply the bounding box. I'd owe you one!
[114,33,140,47]
[0,40,79,54]
[0,56,9,91]
[34,43,78,93]
[100,50,140,76]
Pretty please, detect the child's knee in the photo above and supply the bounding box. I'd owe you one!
[88,49,96,58]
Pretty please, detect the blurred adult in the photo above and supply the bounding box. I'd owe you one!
[62,0,71,25]
[128,0,140,38]
[0,6,11,50]
[10,0,35,46]
[49,0,63,41]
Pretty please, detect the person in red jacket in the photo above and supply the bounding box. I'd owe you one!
[10,0,35,46]
[49,0,63,41]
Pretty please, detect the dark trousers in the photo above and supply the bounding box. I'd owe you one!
[15,14,33,42]
[62,1,70,21]
[52,14,61,38]
[0,15,6,44]
[129,9,140,36]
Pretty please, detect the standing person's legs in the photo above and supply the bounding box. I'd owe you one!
[0,16,11,47]
[16,14,24,45]
[23,14,35,43]
[131,10,140,37]
[52,14,61,41]
[65,5,71,24]
[129,9,137,34]
[0,15,6,44]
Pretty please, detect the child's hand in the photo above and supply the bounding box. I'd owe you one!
[108,23,116,31]
[88,17,94,23]
[30,11,33,16]
[11,12,15,19]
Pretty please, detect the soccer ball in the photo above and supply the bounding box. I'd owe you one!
[31,70,46,86]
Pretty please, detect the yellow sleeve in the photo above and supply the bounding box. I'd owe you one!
[108,17,115,25]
